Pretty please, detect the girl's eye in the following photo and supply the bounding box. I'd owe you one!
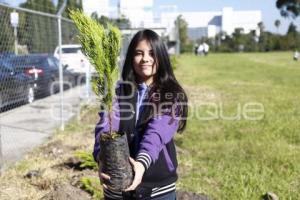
[135,52,142,56]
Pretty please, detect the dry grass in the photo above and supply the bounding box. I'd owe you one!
[0,104,100,200]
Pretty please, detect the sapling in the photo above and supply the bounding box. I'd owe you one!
[80,176,102,199]
[69,10,119,132]
[70,10,133,191]
[74,151,97,170]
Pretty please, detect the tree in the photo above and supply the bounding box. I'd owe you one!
[19,0,41,52]
[274,19,281,34]
[113,15,131,29]
[42,0,57,52]
[287,22,297,35]
[257,21,268,51]
[56,0,82,44]
[276,0,300,18]
[57,0,83,19]
[232,28,245,51]
[19,0,57,53]
[0,6,14,53]
[175,15,188,53]
[286,22,300,49]
[91,12,131,29]
[258,21,265,33]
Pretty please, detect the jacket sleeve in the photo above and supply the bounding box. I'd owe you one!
[92,98,120,162]
[136,114,179,170]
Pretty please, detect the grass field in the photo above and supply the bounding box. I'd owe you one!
[0,52,299,200]
[175,52,300,199]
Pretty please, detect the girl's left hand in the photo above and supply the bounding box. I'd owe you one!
[124,157,145,191]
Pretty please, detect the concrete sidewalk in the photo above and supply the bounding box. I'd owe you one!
[0,86,94,169]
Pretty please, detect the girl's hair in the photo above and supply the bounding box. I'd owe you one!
[121,29,188,132]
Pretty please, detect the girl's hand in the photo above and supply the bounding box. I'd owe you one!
[98,170,110,189]
[124,157,145,191]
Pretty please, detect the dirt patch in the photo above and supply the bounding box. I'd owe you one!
[23,169,54,190]
[28,178,54,190]
[41,183,91,200]
[52,157,86,171]
[38,140,78,158]
[69,170,96,187]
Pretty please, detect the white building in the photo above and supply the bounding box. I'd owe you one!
[82,1,261,41]
[86,2,262,52]
[119,0,155,28]
[160,7,262,40]
[116,3,261,40]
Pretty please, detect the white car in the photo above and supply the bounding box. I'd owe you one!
[54,44,94,75]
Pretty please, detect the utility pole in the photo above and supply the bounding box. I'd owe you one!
[0,130,3,175]
[10,10,19,55]
[176,17,180,55]
[57,0,67,131]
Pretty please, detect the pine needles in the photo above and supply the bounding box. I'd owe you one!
[69,10,121,116]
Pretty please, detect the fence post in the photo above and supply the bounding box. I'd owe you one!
[0,128,3,175]
[85,62,91,99]
[57,0,67,131]
[176,19,180,55]
[0,95,2,174]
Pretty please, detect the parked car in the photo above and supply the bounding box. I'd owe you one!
[54,44,95,83]
[0,59,34,110]
[7,54,76,97]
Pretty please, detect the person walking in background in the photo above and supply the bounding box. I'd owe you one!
[293,50,299,61]
[197,44,204,56]
[194,43,199,55]
[93,29,188,200]
[203,42,209,56]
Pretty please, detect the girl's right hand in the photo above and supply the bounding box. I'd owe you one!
[99,170,111,189]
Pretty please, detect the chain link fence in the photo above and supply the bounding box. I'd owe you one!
[0,2,172,173]
[0,2,94,172]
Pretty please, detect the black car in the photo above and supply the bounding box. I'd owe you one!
[0,59,35,110]
[7,54,76,97]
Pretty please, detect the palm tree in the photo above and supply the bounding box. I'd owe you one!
[274,19,281,34]
[258,21,265,33]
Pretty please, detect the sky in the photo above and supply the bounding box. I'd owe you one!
[5,0,300,34]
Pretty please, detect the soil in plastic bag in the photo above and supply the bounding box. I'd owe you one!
[99,132,133,191]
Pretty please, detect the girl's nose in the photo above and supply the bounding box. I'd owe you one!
[142,54,151,63]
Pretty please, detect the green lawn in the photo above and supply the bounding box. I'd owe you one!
[1,52,298,200]
[174,52,300,199]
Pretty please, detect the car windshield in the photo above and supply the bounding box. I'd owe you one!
[61,47,81,54]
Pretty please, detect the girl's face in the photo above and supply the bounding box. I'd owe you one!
[133,39,158,85]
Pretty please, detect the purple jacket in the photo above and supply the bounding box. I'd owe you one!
[92,98,179,171]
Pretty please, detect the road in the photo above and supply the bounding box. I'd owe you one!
[0,86,94,170]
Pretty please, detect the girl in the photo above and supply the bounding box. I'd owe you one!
[93,29,188,200]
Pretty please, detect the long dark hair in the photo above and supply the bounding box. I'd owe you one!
[121,29,188,132]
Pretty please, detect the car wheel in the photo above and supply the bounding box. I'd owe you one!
[27,86,35,104]
[47,80,55,96]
